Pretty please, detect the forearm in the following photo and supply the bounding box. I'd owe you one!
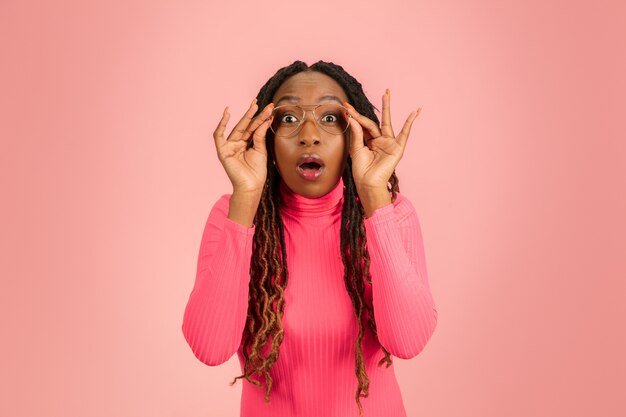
[364,200,438,359]
[182,197,256,365]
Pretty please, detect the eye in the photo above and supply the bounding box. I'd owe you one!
[280,114,299,124]
[320,113,338,123]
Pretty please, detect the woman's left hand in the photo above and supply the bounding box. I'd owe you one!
[345,89,421,193]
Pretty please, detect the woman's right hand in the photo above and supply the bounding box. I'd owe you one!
[213,99,274,195]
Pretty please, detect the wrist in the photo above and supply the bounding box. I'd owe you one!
[357,186,391,218]
[231,186,263,204]
[228,191,262,228]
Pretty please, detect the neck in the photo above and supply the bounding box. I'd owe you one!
[279,178,345,217]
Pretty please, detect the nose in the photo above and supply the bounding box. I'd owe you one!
[298,111,320,146]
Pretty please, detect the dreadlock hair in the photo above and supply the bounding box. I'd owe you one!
[228,60,401,417]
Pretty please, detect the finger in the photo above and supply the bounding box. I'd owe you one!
[396,107,421,150]
[344,102,382,140]
[213,106,231,147]
[242,103,274,142]
[227,98,259,142]
[348,117,365,156]
[251,115,272,153]
[381,89,394,138]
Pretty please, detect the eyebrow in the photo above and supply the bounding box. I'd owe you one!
[274,95,344,106]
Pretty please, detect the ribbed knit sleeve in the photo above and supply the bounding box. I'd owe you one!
[182,195,255,366]
[363,194,438,359]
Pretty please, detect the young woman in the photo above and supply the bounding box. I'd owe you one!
[182,60,438,417]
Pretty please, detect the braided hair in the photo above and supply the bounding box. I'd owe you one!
[229,60,400,416]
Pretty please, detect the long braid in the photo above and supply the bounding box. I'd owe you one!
[228,60,400,416]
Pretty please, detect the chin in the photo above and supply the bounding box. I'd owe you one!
[282,178,331,198]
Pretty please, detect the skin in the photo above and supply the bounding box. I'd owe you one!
[271,71,350,199]
[212,70,421,227]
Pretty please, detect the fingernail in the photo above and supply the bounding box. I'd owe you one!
[251,98,257,106]
[386,88,390,95]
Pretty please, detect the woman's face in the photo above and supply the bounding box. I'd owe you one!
[271,71,350,199]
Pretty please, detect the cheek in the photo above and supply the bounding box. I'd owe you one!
[337,137,349,160]
[273,142,293,171]
[328,141,348,172]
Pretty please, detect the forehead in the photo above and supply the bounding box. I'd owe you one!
[272,71,348,103]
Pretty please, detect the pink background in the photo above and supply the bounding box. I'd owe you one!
[1,0,625,416]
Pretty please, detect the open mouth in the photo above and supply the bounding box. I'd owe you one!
[296,154,325,181]
[299,161,322,171]
[296,161,324,180]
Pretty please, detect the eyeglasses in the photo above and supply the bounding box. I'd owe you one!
[269,104,352,137]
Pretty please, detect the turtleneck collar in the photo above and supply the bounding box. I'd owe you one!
[279,177,345,217]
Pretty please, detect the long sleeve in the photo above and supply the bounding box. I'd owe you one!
[184,179,434,416]
[181,194,256,365]
[363,193,438,359]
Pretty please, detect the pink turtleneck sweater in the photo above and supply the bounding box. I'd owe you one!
[182,177,438,417]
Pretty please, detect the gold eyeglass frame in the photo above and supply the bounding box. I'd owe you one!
[269,104,352,137]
